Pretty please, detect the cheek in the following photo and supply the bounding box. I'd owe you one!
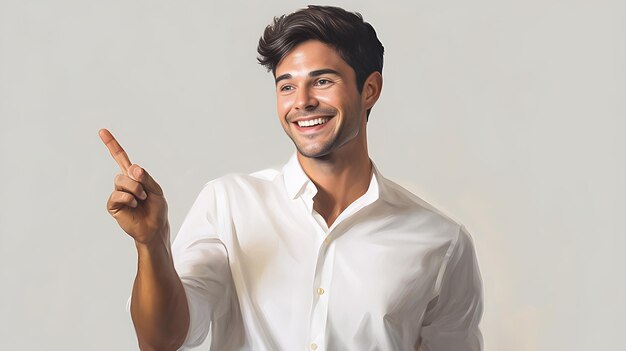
[318,88,351,107]
[277,96,293,116]
[315,90,337,105]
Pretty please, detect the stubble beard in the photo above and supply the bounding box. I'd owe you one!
[292,133,338,159]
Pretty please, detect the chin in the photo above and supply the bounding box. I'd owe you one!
[294,143,334,159]
[296,148,327,159]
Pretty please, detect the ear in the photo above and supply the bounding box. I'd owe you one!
[361,71,383,110]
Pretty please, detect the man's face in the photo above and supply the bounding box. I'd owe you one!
[274,40,365,159]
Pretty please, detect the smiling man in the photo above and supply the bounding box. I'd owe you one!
[101,5,483,351]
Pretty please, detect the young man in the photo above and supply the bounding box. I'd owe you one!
[101,5,483,351]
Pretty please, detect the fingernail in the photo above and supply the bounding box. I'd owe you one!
[134,167,142,179]
[140,191,147,200]
[130,199,138,207]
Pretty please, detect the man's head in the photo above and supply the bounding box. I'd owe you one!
[257,5,384,104]
[257,6,384,159]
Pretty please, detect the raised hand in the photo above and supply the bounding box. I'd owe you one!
[99,129,169,245]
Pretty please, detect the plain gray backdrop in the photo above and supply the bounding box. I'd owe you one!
[1,0,624,350]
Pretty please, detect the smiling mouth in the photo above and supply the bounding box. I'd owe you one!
[295,117,331,127]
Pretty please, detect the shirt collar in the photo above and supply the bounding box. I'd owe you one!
[282,152,385,202]
[283,152,310,200]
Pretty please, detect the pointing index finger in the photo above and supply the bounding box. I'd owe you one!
[99,128,132,174]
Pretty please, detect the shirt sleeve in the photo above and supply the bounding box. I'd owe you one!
[419,225,484,351]
[170,181,243,349]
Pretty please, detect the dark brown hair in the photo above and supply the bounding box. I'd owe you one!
[257,5,384,94]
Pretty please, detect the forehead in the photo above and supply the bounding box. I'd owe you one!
[275,40,351,78]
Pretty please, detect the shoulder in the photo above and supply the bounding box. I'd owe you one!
[380,176,460,223]
[378,176,467,242]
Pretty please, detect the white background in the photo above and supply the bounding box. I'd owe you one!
[0,0,624,350]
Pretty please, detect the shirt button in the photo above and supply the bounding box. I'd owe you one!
[317,287,325,295]
[310,343,318,350]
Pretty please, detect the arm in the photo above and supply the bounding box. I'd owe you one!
[131,230,190,351]
[418,226,484,351]
[100,129,189,350]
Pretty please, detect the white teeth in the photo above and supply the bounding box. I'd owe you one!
[297,117,329,127]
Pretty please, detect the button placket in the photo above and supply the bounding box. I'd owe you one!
[307,235,336,351]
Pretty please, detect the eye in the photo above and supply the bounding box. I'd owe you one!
[279,85,294,92]
[315,79,332,86]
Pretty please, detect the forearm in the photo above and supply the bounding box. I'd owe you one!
[130,227,190,351]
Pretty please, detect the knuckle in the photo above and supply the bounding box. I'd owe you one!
[121,192,134,202]
[106,193,117,210]
[109,191,129,204]
[110,192,121,204]
[114,174,126,185]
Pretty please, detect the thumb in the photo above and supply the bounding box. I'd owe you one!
[128,164,163,195]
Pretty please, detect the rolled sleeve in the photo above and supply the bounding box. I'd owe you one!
[419,225,484,351]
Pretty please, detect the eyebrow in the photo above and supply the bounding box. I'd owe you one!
[275,69,341,85]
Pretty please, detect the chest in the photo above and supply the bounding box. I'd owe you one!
[221,199,453,325]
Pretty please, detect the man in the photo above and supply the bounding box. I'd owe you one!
[100,5,483,351]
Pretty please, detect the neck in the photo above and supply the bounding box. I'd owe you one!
[297,133,372,228]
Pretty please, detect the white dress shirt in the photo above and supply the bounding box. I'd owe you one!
[168,153,483,350]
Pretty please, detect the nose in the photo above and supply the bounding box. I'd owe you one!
[294,86,318,111]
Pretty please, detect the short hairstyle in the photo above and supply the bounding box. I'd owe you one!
[257,5,384,94]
